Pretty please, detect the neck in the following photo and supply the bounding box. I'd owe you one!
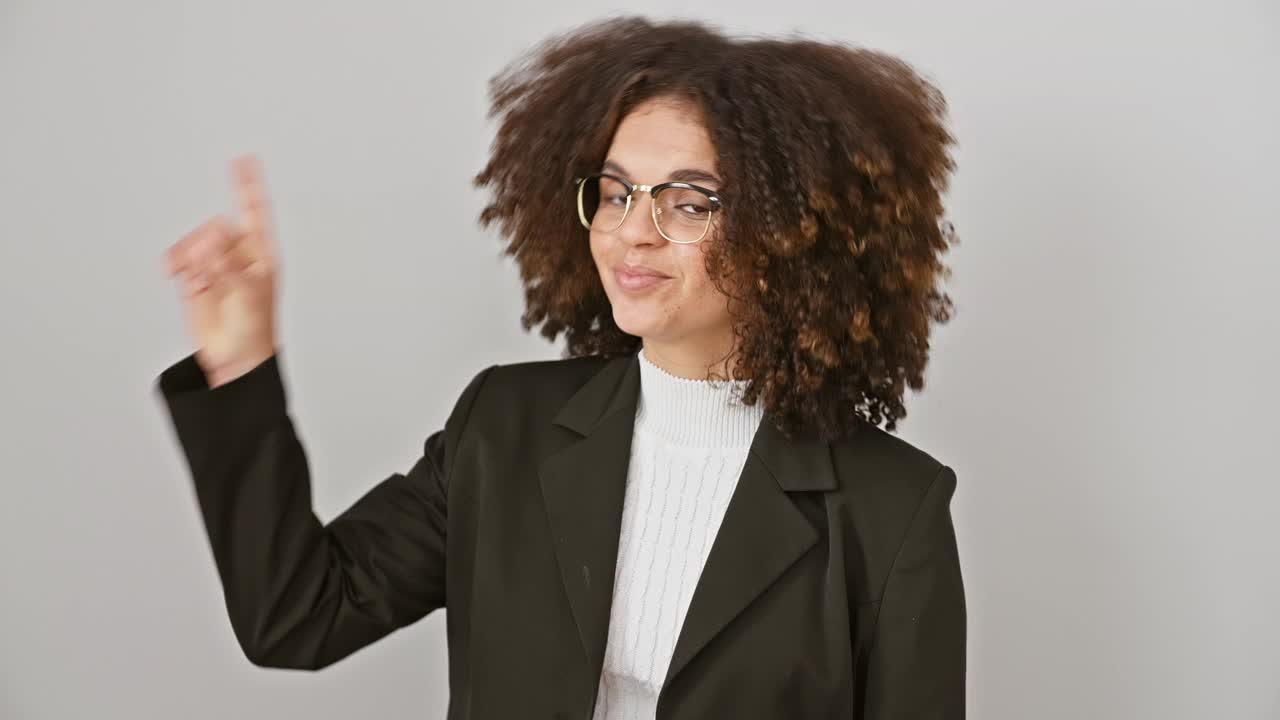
[640,334,738,381]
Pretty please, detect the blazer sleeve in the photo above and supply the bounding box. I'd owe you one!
[154,350,493,670]
[862,464,967,718]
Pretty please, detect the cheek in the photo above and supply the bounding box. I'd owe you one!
[672,251,726,310]
[681,248,715,291]
[588,233,608,276]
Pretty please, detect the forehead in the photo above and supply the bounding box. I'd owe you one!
[606,99,717,182]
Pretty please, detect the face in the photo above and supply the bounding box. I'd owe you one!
[589,98,735,358]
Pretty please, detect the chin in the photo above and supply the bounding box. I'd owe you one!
[610,303,664,340]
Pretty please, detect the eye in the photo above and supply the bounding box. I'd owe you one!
[659,187,713,218]
[676,202,709,216]
[595,176,631,207]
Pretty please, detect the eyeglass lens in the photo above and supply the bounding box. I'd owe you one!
[579,175,713,243]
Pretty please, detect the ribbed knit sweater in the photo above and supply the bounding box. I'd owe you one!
[590,348,767,720]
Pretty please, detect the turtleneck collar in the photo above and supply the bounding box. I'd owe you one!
[633,347,766,449]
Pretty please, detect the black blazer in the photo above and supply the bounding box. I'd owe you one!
[155,347,966,719]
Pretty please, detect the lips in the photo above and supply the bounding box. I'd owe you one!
[614,264,671,291]
[619,263,670,278]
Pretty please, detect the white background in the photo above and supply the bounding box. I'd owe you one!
[1,1,1277,718]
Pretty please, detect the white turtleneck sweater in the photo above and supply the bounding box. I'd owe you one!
[590,348,767,720]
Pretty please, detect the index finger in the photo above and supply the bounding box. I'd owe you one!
[230,154,275,259]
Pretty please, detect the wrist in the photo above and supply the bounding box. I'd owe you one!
[206,348,275,389]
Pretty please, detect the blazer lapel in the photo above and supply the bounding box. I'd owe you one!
[537,348,840,703]
[538,351,642,678]
[659,413,838,696]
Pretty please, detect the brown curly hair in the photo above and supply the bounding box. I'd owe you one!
[473,16,959,442]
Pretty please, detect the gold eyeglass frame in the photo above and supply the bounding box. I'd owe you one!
[574,172,722,245]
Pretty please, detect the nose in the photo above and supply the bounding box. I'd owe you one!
[615,190,666,247]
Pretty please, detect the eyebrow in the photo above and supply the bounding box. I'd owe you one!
[601,159,721,188]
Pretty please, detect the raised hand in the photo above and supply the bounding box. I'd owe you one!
[165,155,280,388]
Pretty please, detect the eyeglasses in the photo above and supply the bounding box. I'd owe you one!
[574,172,722,244]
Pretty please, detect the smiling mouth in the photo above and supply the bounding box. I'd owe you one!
[615,267,671,291]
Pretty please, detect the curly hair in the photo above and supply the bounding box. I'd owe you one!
[474,16,959,442]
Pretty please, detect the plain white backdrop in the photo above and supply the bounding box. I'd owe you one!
[1,1,1277,718]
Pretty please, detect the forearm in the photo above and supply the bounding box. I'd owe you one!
[156,352,401,669]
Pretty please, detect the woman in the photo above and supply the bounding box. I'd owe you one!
[157,16,965,720]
